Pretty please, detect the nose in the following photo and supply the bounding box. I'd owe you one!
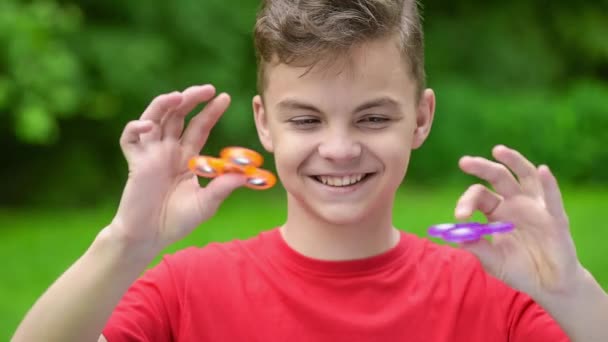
[317,130,362,162]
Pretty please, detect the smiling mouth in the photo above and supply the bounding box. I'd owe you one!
[311,173,374,187]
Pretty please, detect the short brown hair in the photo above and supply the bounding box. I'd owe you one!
[254,0,426,98]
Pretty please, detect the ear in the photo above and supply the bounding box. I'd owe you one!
[252,95,274,152]
[412,88,435,149]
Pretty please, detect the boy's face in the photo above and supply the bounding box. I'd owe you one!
[253,36,435,226]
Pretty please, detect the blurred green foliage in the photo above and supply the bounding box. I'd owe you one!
[2,186,608,341]
[1,0,607,206]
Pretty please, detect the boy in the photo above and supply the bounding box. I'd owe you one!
[12,0,608,341]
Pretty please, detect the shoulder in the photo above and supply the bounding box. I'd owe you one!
[407,235,567,338]
[404,234,517,307]
[159,229,274,278]
[405,233,485,277]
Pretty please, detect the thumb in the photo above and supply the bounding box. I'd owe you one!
[198,173,247,214]
[459,238,503,278]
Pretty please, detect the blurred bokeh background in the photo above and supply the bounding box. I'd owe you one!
[1,0,607,338]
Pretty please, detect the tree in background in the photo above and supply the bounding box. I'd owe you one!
[1,0,607,206]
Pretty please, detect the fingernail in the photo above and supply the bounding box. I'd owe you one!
[455,207,468,217]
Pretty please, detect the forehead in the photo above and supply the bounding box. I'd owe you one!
[262,36,416,105]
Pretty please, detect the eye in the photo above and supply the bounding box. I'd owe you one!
[288,117,321,128]
[358,115,390,127]
[366,116,388,123]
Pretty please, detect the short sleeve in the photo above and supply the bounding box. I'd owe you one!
[102,252,187,342]
[464,251,571,342]
[503,287,571,341]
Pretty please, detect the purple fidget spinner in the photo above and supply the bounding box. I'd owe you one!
[428,221,514,243]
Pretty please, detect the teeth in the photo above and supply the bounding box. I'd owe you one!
[317,174,366,187]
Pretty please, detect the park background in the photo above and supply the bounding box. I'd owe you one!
[1,0,607,339]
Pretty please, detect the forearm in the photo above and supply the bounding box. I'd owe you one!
[540,268,608,342]
[12,225,157,342]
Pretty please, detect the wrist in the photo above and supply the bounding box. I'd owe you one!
[536,266,608,341]
[537,264,589,307]
[92,223,161,266]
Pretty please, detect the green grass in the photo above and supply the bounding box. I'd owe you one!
[2,186,607,340]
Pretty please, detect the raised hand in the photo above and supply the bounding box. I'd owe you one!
[109,85,246,257]
[455,145,584,303]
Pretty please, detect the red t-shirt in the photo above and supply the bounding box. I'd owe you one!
[102,228,569,341]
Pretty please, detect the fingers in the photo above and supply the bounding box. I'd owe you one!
[161,85,216,140]
[459,156,520,198]
[120,86,230,163]
[538,165,568,222]
[119,120,154,157]
[460,145,547,200]
[459,238,502,278]
[139,92,183,142]
[492,145,543,197]
[181,93,231,157]
[455,184,503,219]
[461,145,567,222]
[196,173,246,216]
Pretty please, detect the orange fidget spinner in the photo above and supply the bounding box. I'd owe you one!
[188,147,277,190]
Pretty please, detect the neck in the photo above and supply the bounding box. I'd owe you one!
[280,195,400,261]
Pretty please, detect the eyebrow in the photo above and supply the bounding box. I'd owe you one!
[276,96,401,114]
[354,97,401,112]
[277,99,320,113]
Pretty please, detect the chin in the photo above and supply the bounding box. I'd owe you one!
[310,203,377,227]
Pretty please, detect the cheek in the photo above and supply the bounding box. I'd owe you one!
[272,134,316,176]
[385,149,411,172]
[274,150,298,176]
[368,132,412,173]
[370,127,412,151]
[271,125,317,155]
